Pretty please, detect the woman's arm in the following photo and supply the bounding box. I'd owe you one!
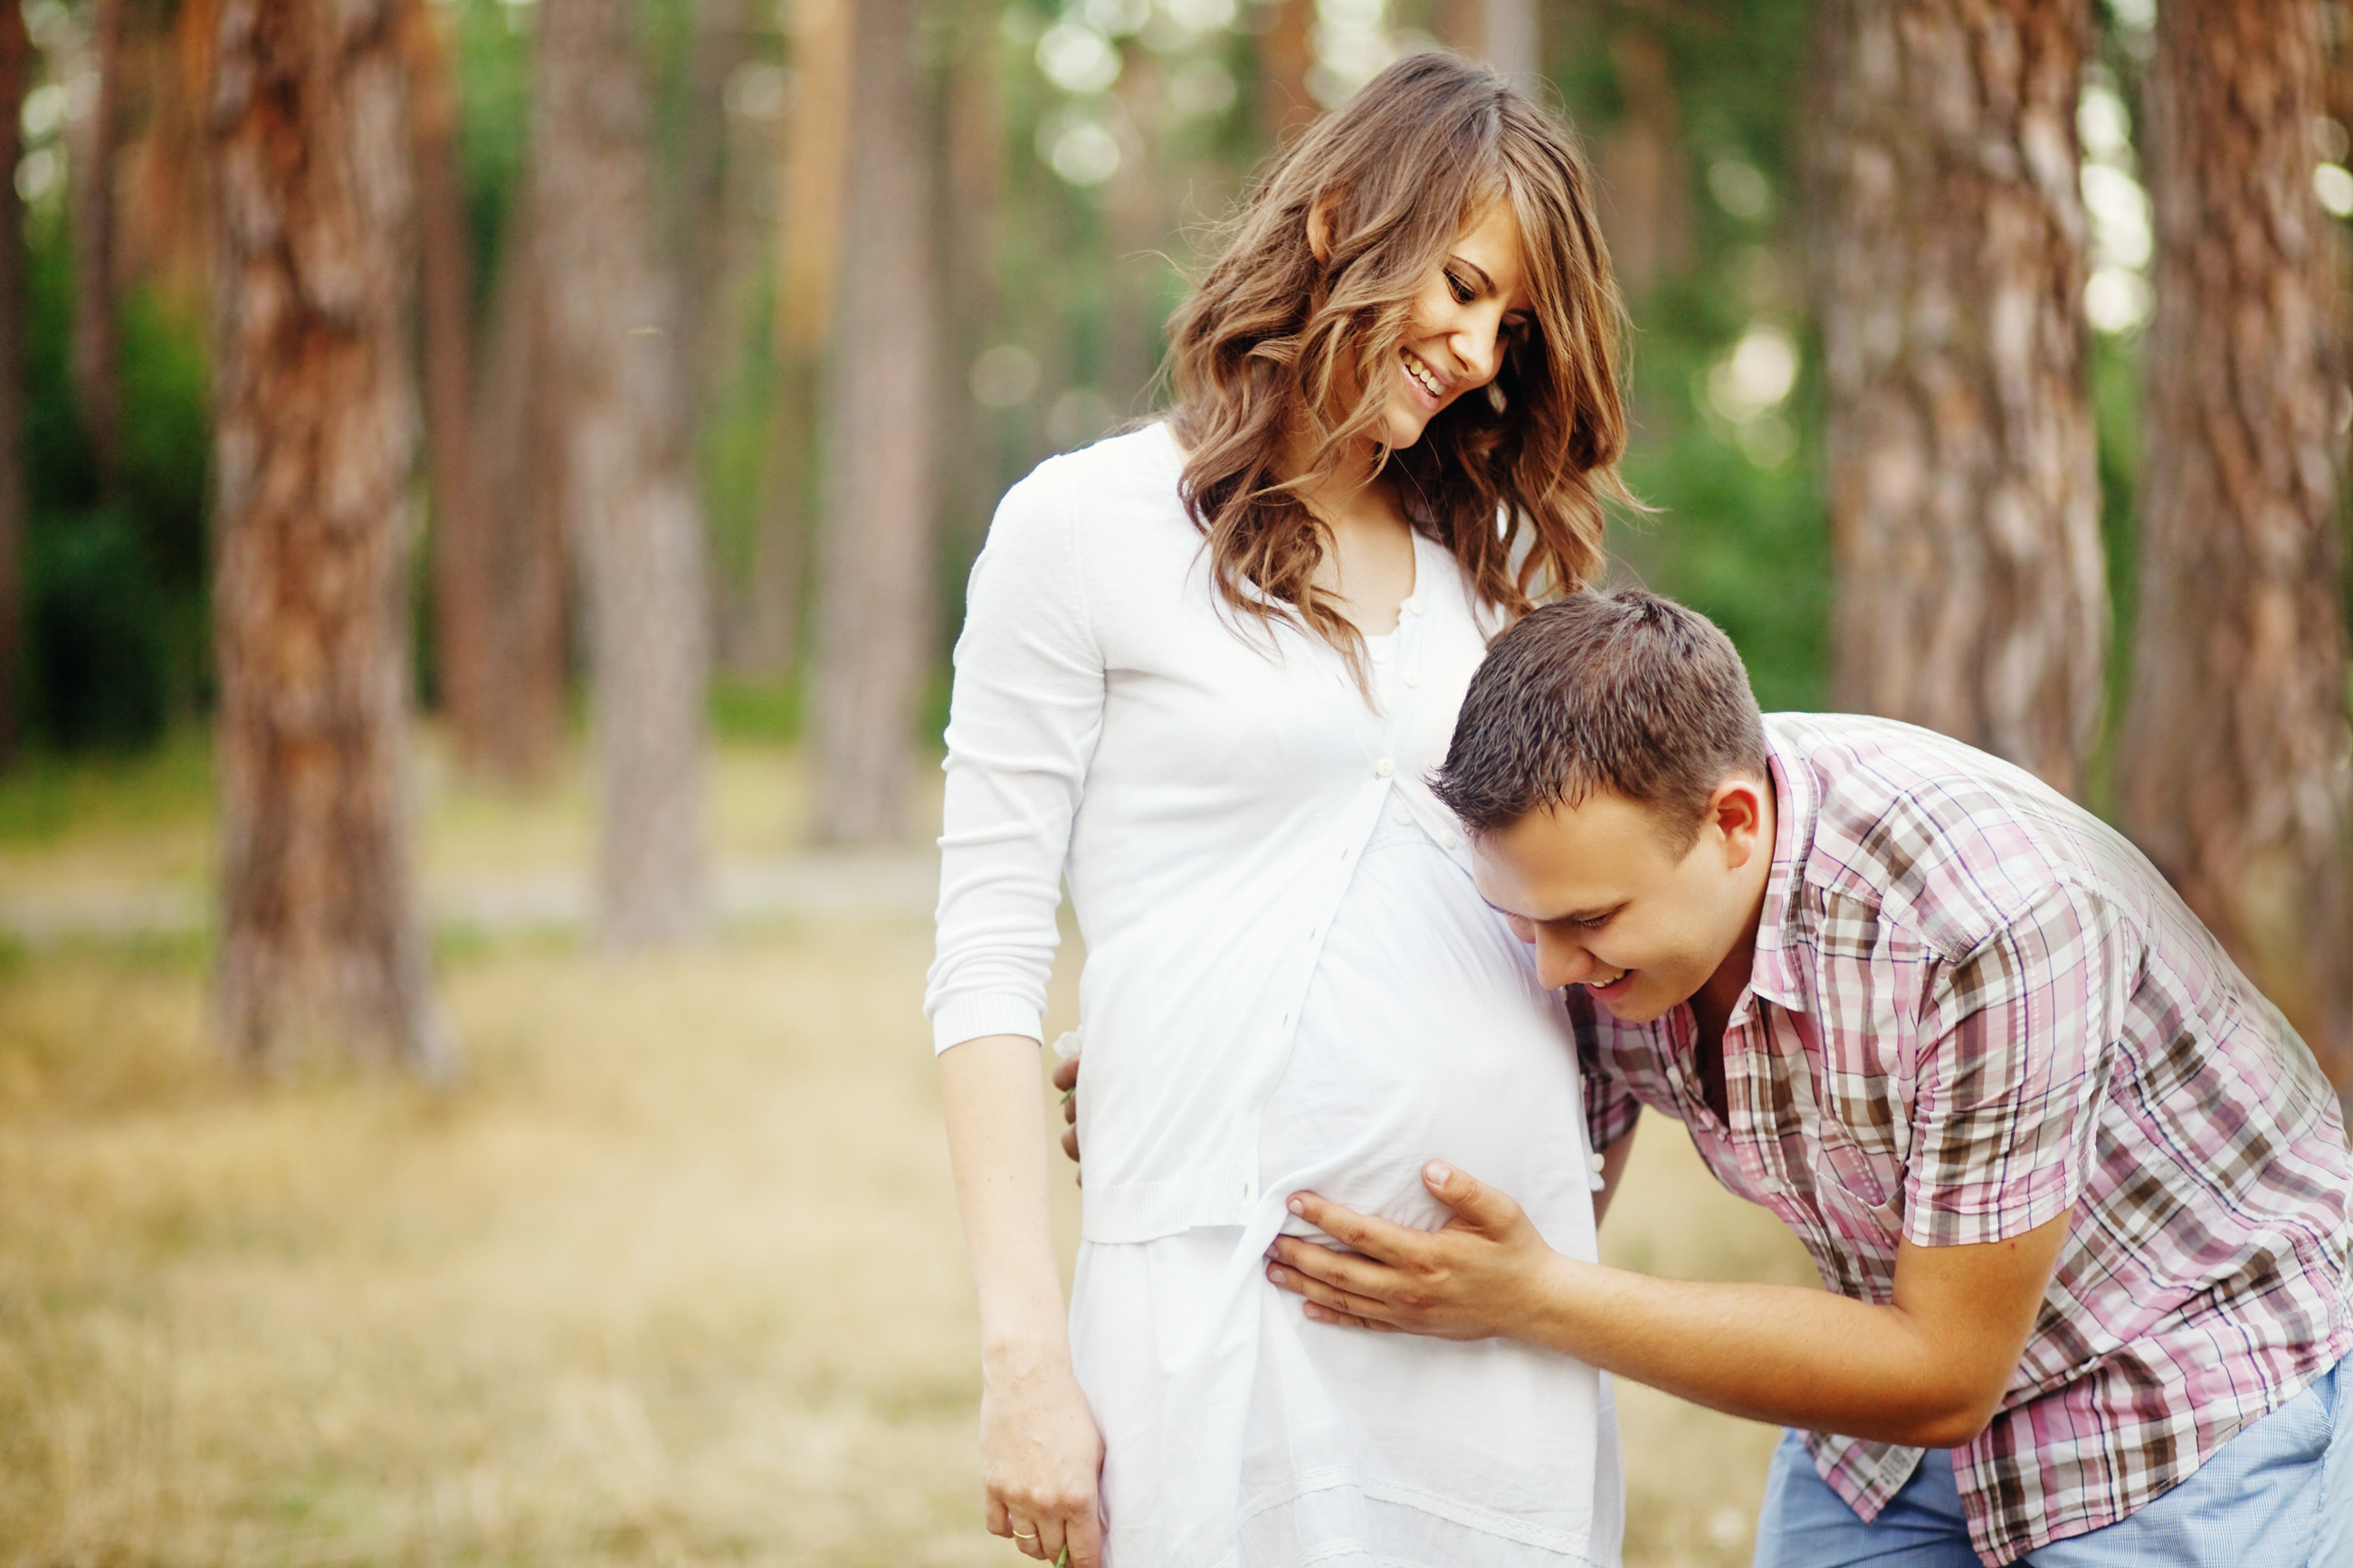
[930,467,1110,1562]
[941,1034,1103,1565]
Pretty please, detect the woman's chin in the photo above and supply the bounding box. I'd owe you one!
[1382,406,1433,451]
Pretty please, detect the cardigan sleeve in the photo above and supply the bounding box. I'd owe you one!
[924,465,1108,1053]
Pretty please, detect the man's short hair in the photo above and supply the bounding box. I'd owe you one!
[1434,590,1769,848]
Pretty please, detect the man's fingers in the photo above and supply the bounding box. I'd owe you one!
[1286,1192,1419,1264]
[1268,1259,1396,1325]
[1266,1250,1398,1319]
[1422,1160,1518,1231]
[1303,1300,1396,1332]
[1051,1055,1081,1094]
[1060,1126,1080,1163]
[1268,1237,1386,1297]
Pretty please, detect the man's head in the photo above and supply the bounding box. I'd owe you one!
[1433,591,1774,1022]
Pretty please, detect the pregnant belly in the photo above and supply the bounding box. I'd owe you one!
[1257,844,1591,1249]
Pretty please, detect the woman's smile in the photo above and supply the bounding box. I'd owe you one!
[1401,347,1453,406]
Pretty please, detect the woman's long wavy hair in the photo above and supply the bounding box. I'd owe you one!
[1165,52,1634,681]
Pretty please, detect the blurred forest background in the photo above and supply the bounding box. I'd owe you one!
[1,0,2350,1560]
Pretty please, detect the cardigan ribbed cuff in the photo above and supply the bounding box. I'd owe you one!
[930,994,1044,1056]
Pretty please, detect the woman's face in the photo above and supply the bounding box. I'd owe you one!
[1381,198,1534,450]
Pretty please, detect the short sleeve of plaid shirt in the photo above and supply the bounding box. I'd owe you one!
[1903,878,2130,1250]
[1574,991,1645,1155]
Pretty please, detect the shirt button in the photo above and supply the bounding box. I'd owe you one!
[1390,800,1413,825]
[1374,758,1395,777]
[1404,671,1420,688]
[1589,1153,1607,1174]
[1403,597,1423,616]
[1440,830,1460,849]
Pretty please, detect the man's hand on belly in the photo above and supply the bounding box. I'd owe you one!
[1266,1162,1568,1342]
[1051,1054,1081,1166]
[1266,1163,2070,1449]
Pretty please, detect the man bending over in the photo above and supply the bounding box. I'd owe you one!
[1264,590,2353,1566]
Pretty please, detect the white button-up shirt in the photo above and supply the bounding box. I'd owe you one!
[927,423,1507,1243]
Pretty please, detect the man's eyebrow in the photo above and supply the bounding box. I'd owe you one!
[1481,894,1624,926]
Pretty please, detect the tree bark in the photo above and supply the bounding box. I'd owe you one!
[467,198,570,785]
[533,0,709,944]
[673,0,746,404]
[71,0,125,492]
[405,0,499,774]
[1434,0,1536,79]
[1812,0,2106,798]
[1257,0,1314,148]
[208,0,452,1073]
[726,0,850,680]
[0,0,27,771]
[2120,0,2352,1094]
[811,0,936,843]
[1595,30,1692,299]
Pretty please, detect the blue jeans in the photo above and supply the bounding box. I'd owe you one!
[1752,1359,2352,1567]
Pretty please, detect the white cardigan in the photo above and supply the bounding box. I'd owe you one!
[926,423,1510,1244]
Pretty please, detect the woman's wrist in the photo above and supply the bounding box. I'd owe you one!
[979,1314,1073,1383]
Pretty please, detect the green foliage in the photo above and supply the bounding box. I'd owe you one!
[1554,0,1830,711]
[0,727,212,844]
[709,674,802,743]
[19,204,213,757]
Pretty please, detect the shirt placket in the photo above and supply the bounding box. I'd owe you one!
[1234,587,1431,1213]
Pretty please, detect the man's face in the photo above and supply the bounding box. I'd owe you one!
[1470,781,1772,1025]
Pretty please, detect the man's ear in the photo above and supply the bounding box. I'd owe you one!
[1710,775,1768,869]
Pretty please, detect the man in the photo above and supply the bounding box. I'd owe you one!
[1258,591,2352,1565]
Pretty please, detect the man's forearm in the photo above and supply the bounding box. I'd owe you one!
[1519,1256,1994,1448]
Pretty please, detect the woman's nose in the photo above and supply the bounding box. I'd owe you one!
[1452,313,1503,385]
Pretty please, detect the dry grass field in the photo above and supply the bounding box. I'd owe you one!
[0,738,1815,1568]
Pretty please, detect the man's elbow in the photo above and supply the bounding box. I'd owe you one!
[1890,1382,2005,1450]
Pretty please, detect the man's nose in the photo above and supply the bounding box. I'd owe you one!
[1534,929,1594,991]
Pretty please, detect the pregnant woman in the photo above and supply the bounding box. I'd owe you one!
[929,52,1634,1568]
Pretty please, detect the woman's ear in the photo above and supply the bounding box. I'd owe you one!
[1307,195,1338,263]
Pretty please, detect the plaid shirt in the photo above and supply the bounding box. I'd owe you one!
[1574,714,2353,1565]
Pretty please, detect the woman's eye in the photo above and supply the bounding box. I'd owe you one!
[1446,271,1475,304]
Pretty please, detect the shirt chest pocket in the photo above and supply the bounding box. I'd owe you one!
[1813,1119,1906,1245]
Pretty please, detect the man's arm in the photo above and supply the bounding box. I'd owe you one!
[1267,1161,2066,1449]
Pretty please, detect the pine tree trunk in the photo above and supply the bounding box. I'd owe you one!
[467,196,570,786]
[71,0,124,491]
[727,0,849,680]
[406,0,499,773]
[208,0,452,1073]
[1812,0,2107,798]
[1595,30,1692,299]
[811,0,936,843]
[0,0,27,771]
[2120,0,2352,1093]
[1257,0,1314,149]
[533,0,709,944]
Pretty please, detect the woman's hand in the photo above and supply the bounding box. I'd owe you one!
[979,1353,1105,1564]
[939,1035,1102,1562]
